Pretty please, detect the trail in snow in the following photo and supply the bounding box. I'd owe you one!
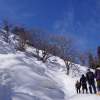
[69,94,100,100]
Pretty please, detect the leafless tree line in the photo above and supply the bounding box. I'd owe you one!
[1,21,81,75]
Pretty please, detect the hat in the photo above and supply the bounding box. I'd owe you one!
[87,68,90,71]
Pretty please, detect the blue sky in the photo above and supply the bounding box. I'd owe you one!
[0,0,100,52]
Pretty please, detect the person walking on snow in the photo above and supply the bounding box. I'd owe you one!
[75,80,81,94]
[86,69,97,94]
[80,74,88,93]
[95,66,100,95]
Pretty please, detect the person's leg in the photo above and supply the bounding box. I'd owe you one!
[77,88,80,94]
[89,85,92,94]
[76,88,78,93]
[92,83,97,94]
[79,88,81,93]
[86,86,88,93]
[78,88,79,93]
[83,85,87,93]
[98,85,100,92]
[82,88,84,94]
[97,80,100,92]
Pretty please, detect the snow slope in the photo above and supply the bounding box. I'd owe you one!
[69,94,100,100]
[0,30,99,100]
[0,53,65,100]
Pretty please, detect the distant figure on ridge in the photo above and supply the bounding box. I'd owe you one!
[86,69,97,94]
[80,74,88,93]
[75,80,81,94]
[95,66,100,95]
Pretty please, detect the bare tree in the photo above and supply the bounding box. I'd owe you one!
[79,53,88,66]
[12,26,29,51]
[28,29,58,62]
[87,52,96,69]
[40,41,59,62]
[29,29,45,59]
[51,35,77,75]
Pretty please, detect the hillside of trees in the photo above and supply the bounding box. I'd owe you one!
[1,20,100,75]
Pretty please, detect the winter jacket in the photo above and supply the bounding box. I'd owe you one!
[75,81,81,88]
[86,71,95,85]
[95,68,100,81]
[80,76,87,85]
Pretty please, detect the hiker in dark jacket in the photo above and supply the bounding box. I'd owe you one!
[86,69,97,94]
[95,67,100,94]
[80,74,88,93]
[75,80,81,94]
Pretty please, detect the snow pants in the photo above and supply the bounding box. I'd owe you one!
[88,83,97,94]
[76,88,81,94]
[82,84,88,93]
[97,80,100,92]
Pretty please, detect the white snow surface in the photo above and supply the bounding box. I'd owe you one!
[0,30,99,100]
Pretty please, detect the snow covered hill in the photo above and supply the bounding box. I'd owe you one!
[0,30,99,100]
[0,30,16,54]
[0,54,65,100]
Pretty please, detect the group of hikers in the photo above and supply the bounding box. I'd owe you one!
[75,67,100,95]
